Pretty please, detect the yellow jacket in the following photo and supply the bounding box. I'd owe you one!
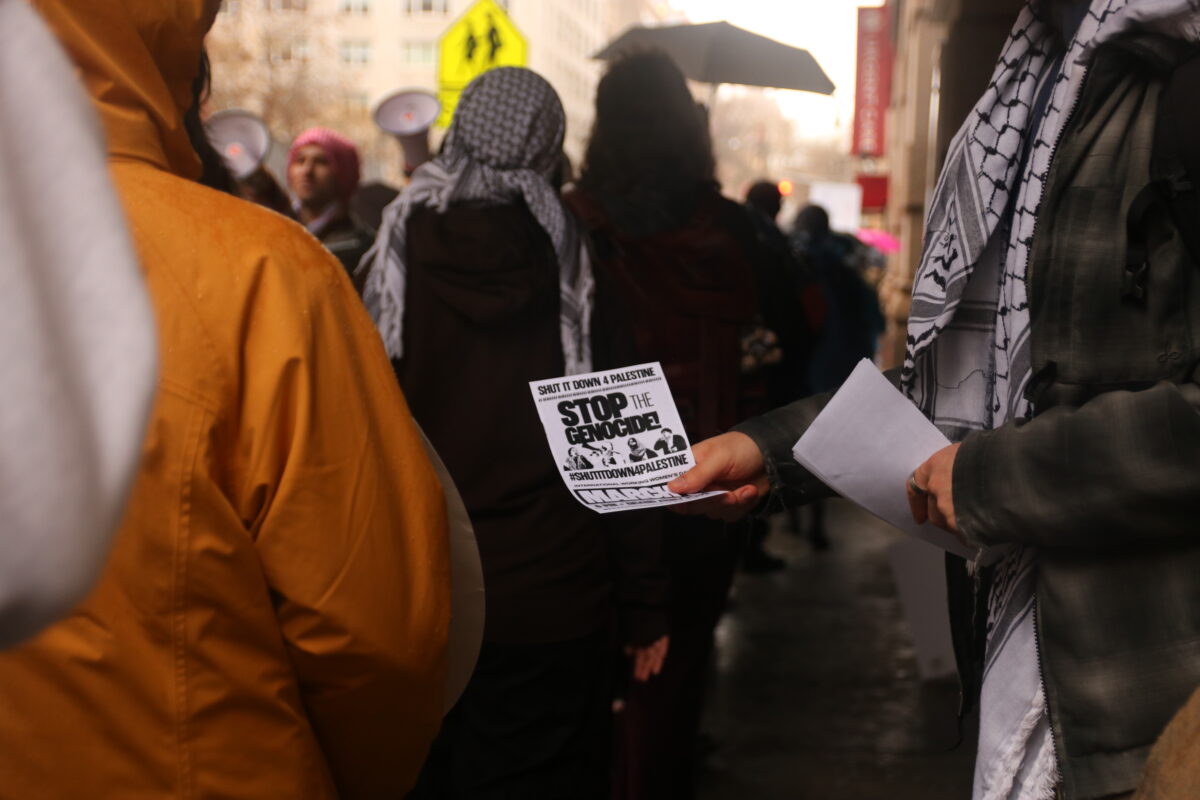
[0,2,451,798]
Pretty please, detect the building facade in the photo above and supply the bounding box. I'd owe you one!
[875,0,1025,367]
[208,0,663,185]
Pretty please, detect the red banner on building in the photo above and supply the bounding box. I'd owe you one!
[856,174,889,211]
[852,6,892,158]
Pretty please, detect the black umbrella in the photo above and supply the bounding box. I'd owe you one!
[593,21,835,95]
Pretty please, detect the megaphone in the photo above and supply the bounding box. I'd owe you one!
[373,90,440,176]
[205,109,271,181]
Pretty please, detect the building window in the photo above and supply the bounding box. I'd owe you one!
[265,38,309,63]
[263,0,306,10]
[339,39,373,65]
[403,0,448,14]
[289,39,310,62]
[220,0,242,13]
[339,0,370,12]
[399,40,436,64]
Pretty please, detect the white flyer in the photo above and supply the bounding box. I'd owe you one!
[529,362,725,513]
[792,359,980,560]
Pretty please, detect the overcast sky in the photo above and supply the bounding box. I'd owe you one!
[669,0,884,143]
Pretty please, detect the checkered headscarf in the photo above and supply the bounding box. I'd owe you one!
[360,67,593,373]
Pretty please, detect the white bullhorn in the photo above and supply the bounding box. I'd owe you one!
[373,90,440,176]
[204,109,271,181]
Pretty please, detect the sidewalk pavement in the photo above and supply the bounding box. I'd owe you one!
[697,500,977,800]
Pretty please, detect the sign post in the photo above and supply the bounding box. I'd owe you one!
[436,0,527,128]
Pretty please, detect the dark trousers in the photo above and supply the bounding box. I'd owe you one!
[408,629,612,800]
[613,516,737,800]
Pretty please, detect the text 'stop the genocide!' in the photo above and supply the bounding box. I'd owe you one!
[529,363,725,514]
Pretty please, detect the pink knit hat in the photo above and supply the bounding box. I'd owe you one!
[287,127,361,200]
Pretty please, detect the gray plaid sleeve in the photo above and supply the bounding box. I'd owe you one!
[954,379,1200,548]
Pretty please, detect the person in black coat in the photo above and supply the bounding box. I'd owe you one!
[359,67,670,800]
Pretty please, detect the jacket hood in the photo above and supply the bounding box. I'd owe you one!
[32,0,210,180]
[407,203,558,328]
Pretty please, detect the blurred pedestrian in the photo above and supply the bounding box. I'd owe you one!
[742,180,825,562]
[788,203,884,549]
[287,126,375,281]
[791,204,883,395]
[360,66,668,800]
[567,49,761,800]
[0,0,156,649]
[744,182,825,395]
[0,2,452,798]
[670,2,1200,799]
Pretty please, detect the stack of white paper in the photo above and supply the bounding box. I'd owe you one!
[792,359,978,560]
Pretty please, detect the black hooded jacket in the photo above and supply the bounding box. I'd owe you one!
[397,201,667,645]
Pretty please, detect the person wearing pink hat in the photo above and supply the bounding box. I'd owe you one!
[287,127,375,281]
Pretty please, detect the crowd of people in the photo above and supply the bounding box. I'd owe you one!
[2,1,1198,799]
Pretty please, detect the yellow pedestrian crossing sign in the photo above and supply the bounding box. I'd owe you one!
[437,0,528,127]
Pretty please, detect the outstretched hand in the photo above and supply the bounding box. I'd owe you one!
[666,432,768,522]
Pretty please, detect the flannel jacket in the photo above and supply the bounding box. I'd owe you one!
[735,39,1200,800]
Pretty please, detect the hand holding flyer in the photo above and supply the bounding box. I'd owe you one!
[791,359,979,559]
[529,363,726,513]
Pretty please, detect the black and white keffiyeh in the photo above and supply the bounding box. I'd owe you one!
[903,0,1199,439]
[360,67,594,374]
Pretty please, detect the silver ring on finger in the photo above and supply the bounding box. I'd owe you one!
[908,472,930,497]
